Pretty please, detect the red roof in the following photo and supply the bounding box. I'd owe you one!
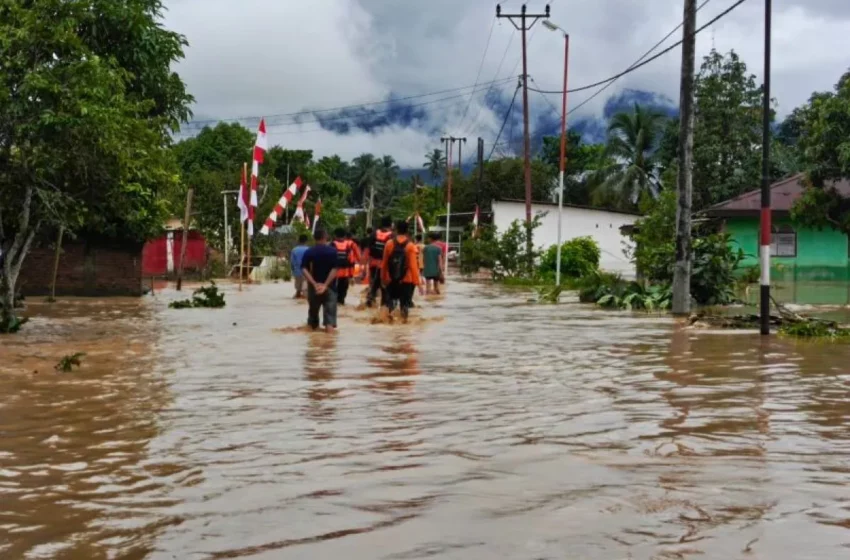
[706,174,850,215]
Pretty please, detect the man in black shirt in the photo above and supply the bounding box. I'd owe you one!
[301,229,339,332]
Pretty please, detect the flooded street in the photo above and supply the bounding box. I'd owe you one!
[2,280,850,559]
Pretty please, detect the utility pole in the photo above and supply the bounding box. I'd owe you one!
[497,3,550,273]
[476,137,484,208]
[672,0,696,316]
[221,189,239,270]
[441,135,466,276]
[759,0,773,334]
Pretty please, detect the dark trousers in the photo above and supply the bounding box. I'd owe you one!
[307,285,337,329]
[385,282,415,317]
[366,266,385,307]
[337,277,350,305]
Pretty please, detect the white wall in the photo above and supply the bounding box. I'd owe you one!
[491,201,638,276]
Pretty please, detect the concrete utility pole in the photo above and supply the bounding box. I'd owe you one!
[176,188,194,291]
[476,137,484,207]
[497,3,550,272]
[672,0,697,316]
[759,0,773,335]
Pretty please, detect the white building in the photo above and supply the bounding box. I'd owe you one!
[491,200,639,276]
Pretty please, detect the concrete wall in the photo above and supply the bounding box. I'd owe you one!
[491,201,638,275]
[19,240,144,297]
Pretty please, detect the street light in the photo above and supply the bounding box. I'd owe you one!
[543,19,569,286]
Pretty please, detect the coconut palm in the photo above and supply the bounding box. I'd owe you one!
[423,149,447,184]
[594,104,666,207]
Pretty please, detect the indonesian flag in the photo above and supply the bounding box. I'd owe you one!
[311,198,322,235]
[247,118,268,236]
[472,204,480,237]
[417,213,426,234]
[291,185,311,224]
[259,177,302,235]
[237,165,249,223]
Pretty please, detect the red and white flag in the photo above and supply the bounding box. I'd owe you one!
[291,185,311,224]
[311,198,322,235]
[417,213,426,234]
[259,177,302,235]
[247,118,268,236]
[237,164,249,223]
[472,204,480,237]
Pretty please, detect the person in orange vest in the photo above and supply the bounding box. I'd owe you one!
[332,228,361,306]
[381,220,421,321]
[364,216,393,307]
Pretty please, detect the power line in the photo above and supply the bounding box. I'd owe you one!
[458,16,498,132]
[564,0,714,117]
[529,0,748,96]
[487,83,522,161]
[182,76,515,129]
[463,33,516,136]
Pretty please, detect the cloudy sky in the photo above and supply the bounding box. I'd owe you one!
[164,0,850,166]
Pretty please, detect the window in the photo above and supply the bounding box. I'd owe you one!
[770,225,796,257]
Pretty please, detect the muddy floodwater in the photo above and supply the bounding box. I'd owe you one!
[2,280,850,559]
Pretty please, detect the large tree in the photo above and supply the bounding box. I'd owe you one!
[0,0,192,331]
[692,49,765,209]
[423,149,447,185]
[540,132,611,206]
[790,70,850,234]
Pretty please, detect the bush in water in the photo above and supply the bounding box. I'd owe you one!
[537,236,601,281]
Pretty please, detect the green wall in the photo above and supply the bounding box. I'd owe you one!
[725,217,850,284]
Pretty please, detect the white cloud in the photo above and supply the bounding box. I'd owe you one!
[163,0,850,166]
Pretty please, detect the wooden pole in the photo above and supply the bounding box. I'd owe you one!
[49,226,64,302]
[176,188,194,291]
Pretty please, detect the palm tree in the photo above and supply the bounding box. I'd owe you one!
[380,155,400,187]
[423,149,446,185]
[595,104,666,207]
[351,154,380,225]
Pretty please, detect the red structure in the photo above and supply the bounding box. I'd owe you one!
[142,229,207,277]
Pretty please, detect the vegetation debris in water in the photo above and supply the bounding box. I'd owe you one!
[169,282,226,309]
[55,352,85,373]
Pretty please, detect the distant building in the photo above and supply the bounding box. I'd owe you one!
[706,174,850,282]
[491,199,639,276]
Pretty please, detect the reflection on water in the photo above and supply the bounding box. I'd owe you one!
[2,282,850,558]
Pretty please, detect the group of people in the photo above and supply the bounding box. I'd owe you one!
[290,217,445,332]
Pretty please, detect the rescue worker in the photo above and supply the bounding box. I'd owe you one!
[381,220,420,321]
[364,217,393,307]
[332,228,360,306]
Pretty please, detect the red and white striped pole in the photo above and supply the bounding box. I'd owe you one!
[759,0,772,335]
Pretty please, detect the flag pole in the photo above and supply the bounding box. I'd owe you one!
[246,162,252,284]
[240,162,247,290]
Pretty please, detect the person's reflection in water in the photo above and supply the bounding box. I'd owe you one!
[303,331,342,422]
[364,332,421,400]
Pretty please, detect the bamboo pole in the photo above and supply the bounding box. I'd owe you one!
[239,221,245,291]
[176,188,194,291]
[245,162,253,284]
[49,226,64,302]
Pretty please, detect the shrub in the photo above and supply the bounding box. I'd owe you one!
[538,236,601,280]
[461,217,543,280]
[169,282,226,309]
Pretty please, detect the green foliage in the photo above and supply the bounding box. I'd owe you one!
[538,236,601,280]
[55,352,86,373]
[593,104,665,209]
[692,49,766,209]
[627,189,743,305]
[169,282,226,309]
[534,284,565,304]
[539,133,612,206]
[597,283,672,312]
[459,217,542,280]
[423,149,446,185]
[1,314,28,334]
[577,271,626,303]
[780,321,850,339]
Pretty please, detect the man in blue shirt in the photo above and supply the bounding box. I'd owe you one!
[301,229,339,332]
[290,234,309,299]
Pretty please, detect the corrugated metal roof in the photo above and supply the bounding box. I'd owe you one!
[706,173,850,215]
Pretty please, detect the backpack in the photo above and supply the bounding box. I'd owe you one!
[371,230,391,260]
[334,240,351,269]
[388,239,409,283]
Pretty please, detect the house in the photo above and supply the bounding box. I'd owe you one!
[706,174,850,282]
[491,199,639,276]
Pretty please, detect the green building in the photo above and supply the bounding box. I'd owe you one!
[707,174,850,305]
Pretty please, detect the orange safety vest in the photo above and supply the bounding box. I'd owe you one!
[369,230,393,266]
[333,239,354,278]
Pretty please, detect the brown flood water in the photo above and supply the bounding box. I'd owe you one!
[2,280,850,559]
